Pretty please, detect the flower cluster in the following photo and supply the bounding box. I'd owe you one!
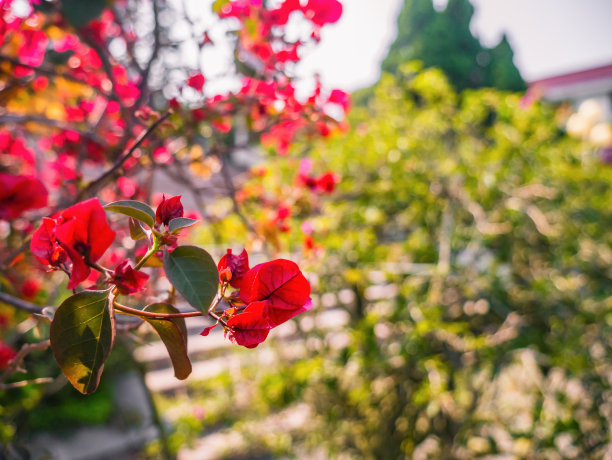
[30,198,115,289]
[202,248,311,348]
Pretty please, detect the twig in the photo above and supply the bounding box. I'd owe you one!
[0,340,51,385]
[77,111,171,200]
[0,292,45,314]
[114,302,204,320]
[133,0,162,110]
[0,377,54,390]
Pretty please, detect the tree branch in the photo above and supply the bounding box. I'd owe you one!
[77,111,171,200]
[0,340,51,385]
[0,292,45,314]
[133,0,162,110]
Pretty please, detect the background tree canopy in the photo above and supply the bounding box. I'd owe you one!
[383,0,525,91]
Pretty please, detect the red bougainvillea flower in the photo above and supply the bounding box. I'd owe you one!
[327,89,350,112]
[31,199,116,289]
[239,259,311,322]
[187,72,205,91]
[0,173,48,220]
[0,343,17,370]
[202,256,311,348]
[225,301,272,348]
[20,279,40,299]
[156,195,183,226]
[217,248,250,288]
[302,0,343,26]
[111,260,149,295]
[315,172,339,194]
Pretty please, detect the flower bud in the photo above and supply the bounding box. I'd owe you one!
[156,195,183,226]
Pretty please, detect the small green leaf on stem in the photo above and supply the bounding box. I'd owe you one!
[50,290,115,394]
[168,217,199,234]
[163,246,218,313]
[142,303,192,380]
[105,200,156,227]
[129,217,147,240]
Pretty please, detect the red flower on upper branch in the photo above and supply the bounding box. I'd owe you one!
[302,0,343,26]
[31,198,116,289]
[187,72,206,91]
[0,173,48,220]
[156,195,183,226]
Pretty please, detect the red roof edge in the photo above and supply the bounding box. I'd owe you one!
[528,63,612,89]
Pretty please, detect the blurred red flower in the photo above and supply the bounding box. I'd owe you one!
[0,173,48,220]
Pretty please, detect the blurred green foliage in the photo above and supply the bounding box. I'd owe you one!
[174,63,612,459]
[297,64,612,458]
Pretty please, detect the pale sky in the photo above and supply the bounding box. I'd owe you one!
[181,0,612,95]
[298,0,612,91]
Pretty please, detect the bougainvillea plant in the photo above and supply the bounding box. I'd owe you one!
[29,195,310,394]
[0,0,345,396]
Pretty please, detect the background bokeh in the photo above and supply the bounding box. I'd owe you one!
[1,0,612,459]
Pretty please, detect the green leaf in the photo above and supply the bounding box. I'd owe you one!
[129,217,147,240]
[50,290,115,394]
[142,303,192,380]
[168,217,199,234]
[61,0,107,28]
[105,200,156,227]
[163,246,218,313]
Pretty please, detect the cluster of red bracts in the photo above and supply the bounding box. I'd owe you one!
[29,196,311,349]
[30,198,116,289]
[202,248,312,348]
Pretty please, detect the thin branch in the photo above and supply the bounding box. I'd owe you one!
[133,0,162,110]
[0,292,45,314]
[114,303,204,319]
[77,111,171,200]
[78,33,121,103]
[0,377,54,390]
[0,340,51,385]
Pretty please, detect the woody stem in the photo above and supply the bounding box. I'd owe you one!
[134,237,161,271]
[207,291,228,327]
[113,300,204,319]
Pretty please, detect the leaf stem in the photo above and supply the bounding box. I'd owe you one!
[113,300,203,319]
[207,291,228,327]
[134,238,161,271]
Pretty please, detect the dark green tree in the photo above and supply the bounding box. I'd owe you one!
[489,34,527,91]
[383,0,525,91]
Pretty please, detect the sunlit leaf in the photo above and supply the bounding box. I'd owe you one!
[50,290,114,394]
